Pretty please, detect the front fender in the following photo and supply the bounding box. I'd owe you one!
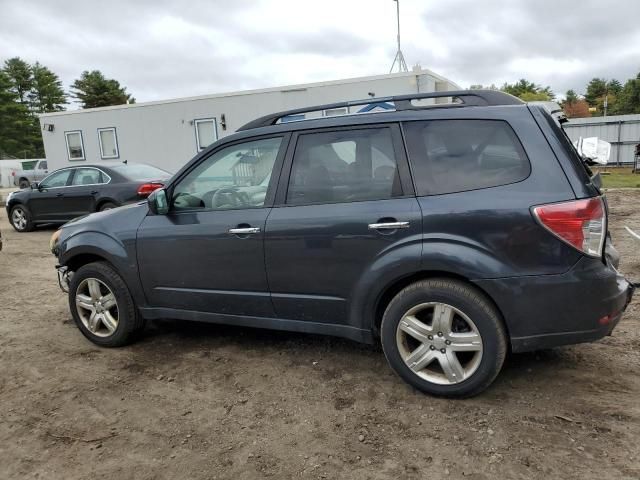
[59,230,146,306]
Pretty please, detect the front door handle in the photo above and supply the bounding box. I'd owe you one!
[56,193,64,197]
[228,227,261,235]
[368,221,410,230]
[91,190,99,195]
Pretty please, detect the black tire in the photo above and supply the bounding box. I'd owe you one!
[19,178,30,189]
[381,278,507,398]
[9,204,34,232]
[98,202,118,212]
[68,261,144,347]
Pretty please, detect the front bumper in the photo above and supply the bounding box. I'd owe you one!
[474,256,634,353]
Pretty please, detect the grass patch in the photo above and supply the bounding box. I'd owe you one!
[594,167,640,188]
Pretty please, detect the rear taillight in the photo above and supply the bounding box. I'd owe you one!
[532,196,606,257]
[137,182,164,197]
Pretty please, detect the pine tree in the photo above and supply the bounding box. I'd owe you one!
[29,62,66,113]
[70,70,135,108]
[3,57,33,105]
[0,71,40,158]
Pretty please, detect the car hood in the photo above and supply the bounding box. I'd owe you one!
[60,201,148,232]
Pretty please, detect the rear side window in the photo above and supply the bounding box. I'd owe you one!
[403,120,530,196]
[72,168,103,185]
[111,164,170,181]
[286,128,402,205]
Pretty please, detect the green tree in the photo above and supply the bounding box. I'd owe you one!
[564,89,579,104]
[584,78,607,106]
[0,70,42,158]
[3,57,33,104]
[613,73,640,115]
[608,79,623,96]
[585,78,624,115]
[70,70,135,108]
[501,79,555,101]
[29,62,66,113]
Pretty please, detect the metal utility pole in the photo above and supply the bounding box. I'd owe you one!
[389,0,408,73]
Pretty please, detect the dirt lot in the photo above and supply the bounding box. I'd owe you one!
[1,191,639,480]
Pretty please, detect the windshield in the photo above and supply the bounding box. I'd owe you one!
[111,164,170,181]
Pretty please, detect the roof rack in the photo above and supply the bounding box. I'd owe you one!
[238,90,523,131]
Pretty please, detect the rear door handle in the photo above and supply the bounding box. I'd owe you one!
[368,221,410,230]
[56,193,64,197]
[228,227,261,235]
[91,190,99,195]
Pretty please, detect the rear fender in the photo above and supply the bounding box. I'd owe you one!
[354,239,509,335]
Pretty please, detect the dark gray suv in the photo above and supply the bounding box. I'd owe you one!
[50,91,634,397]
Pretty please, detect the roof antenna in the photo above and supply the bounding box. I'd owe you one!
[389,0,408,73]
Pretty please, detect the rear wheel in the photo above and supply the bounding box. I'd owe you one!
[10,204,34,232]
[98,202,118,212]
[68,261,144,347]
[381,278,507,397]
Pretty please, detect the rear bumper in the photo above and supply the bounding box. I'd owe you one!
[474,256,634,353]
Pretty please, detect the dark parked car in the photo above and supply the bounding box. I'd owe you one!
[6,162,169,232]
[50,91,634,397]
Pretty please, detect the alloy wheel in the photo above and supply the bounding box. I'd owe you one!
[395,302,483,385]
[11,208,27,231]
[75,278,119,337]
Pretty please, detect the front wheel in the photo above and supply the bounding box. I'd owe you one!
[68,261,144,347]
[10,204,34,232]
[381,278,507,398]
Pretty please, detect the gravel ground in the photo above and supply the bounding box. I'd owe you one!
[1,191,639,479]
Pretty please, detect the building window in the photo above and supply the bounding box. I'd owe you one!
[194,118,218,152]
[98,127,119,159]
[65,131,85,161]
[323,107,348,117]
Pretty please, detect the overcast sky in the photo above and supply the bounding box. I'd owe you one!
[1,0,639,105]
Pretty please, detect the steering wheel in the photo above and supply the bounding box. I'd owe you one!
[209,187,246,209]
[173,191,204,209]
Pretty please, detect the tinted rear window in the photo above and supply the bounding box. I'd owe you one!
[403,119,530,196]
[111,164,169,181]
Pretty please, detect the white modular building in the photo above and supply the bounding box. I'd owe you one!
[39,69,459,173]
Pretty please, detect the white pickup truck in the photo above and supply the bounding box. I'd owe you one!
[12,159,49,188]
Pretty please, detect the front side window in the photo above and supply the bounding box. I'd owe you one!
[172,137,282,211]
[194,118,217,151]
[40,169,72,189]
[403,119,530,196]
[72,168,104,185]
[65,131,85,160]
[98,127,119,159]
[286,128,401,205]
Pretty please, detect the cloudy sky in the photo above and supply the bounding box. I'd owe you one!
[1,0,639,105]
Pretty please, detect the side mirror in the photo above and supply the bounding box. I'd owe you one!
[31,182,40,190]
[148,188,169,215]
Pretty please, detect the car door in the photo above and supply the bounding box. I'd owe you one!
[264,124,422,325]
[137,134,288,317]
[64,167,108,217]
[29,168,74,222]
